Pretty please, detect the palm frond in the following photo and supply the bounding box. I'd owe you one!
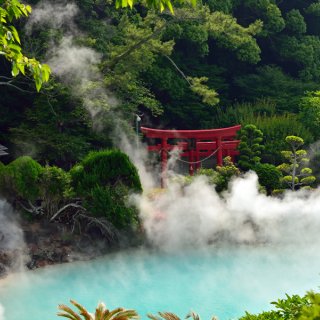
[185,311,200,320]
[158,312,181,320]
[57,304,82,320]
[95,302,108,320]
[111,309,140,320]
[147,313,162,320]
[70,299,93,320]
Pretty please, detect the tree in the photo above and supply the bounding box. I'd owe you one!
[0,0,50,91]
[277,135,316,191]
[238,124,264,171]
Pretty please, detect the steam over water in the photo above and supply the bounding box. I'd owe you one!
[135,171,320,251]
[2,171,320,320]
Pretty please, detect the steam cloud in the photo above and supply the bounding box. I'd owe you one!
[0,304,4,320]
[132,171,320,251]
[0,200,26,274]
[26,0,118,131]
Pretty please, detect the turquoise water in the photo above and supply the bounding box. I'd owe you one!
[0,245,319,320]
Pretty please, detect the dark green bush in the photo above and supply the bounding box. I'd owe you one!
[88,184,138,229]
[70,149,142,195]
[254,163,282,194]
[39,166,73,217]
[0,156,43,201]
[70,149,142,229]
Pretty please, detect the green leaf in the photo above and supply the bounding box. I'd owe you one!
[9,26,20,44]
[11,62,19,76]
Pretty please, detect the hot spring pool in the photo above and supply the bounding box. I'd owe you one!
[0,245,319,320]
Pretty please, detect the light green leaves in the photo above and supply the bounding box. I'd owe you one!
[187,76,219,106]
[0,0,51,91]
[115,0,197,13]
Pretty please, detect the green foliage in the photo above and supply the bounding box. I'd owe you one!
[71,149,142,193]
[0,156,43,201]
[8,81,112,167]
[285,9,306,35]
[240,293,310,320]
[70,149,142,229]
[299,91,320,139]
[215,156,240,192]
[190,157,239,192]
[0,0,50,90]
[206,10,262,64]
[216,101,313,164]
[277,136,316,190]
[238,124,264,171]
[234,66,318,113]
[187,76,219,106]
[39,165,72,217]
[253,163,281,194]
[88,184,138,229]
[299,292,320,320]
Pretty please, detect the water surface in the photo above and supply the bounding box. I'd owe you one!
[0,245,319,320]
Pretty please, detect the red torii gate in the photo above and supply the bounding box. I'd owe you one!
[141,125,241,187]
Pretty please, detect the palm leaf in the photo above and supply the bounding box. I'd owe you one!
[111,309,140,320]
[147,313,161,320]
[185,312,200,320]
[104,307,125,320]
[57,304,82,320]
[70,299,93,320]
[158,312,181,320]
[95,302,108,320]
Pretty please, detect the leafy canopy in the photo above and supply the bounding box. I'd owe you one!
[0,0,51,91]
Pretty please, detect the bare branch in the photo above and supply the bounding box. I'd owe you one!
[163,54,191,85]
[50,203,87,222]
[0,81,35,93]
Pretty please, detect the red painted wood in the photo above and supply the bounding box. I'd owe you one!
[140,125,241,186]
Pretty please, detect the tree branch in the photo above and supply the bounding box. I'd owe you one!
[163,54,191,85]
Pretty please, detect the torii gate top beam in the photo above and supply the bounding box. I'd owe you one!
[140,125,241,139]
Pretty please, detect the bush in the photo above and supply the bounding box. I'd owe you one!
[71,149,142,195]
[39,166,73,217]
[193,157,240,192]
[0,156,43,201]
[70,149,142,229]
[89,184,138,229]
[254,163,282,194]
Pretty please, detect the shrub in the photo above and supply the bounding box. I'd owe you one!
[194,157,240,192]
[88,184,138,229]
[254,163,282,194]
[70,149,142,229]
[0,156,43,201]
[39,166,73,217]
[71,149,142,195]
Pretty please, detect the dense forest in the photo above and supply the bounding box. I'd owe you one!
[1,0,320,168]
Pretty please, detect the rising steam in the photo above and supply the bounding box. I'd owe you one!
[26,0,118,131]
[0,200,26,274]
[130,167,320,251]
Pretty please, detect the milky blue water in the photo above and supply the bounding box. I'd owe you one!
[0,245,319,320]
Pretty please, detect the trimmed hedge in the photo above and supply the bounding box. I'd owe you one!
[70,149,142,229]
